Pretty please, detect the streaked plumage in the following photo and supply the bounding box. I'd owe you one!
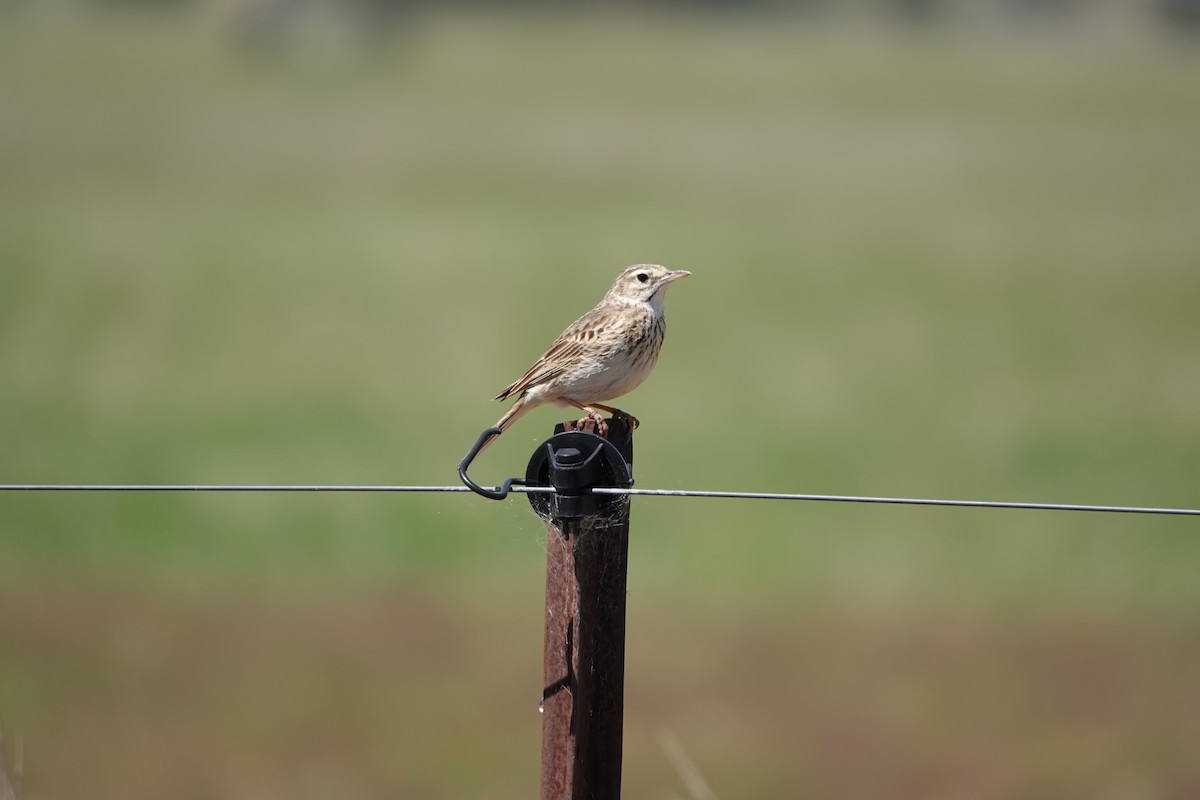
[487,264,690,444]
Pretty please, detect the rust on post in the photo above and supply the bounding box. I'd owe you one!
[540,416,634,800]
[539,512,577,798]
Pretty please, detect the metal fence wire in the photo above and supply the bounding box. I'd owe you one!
[0,484,1196,516]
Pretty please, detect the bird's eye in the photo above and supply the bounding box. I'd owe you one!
[636,272,649,283]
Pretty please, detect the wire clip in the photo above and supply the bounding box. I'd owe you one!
[458,427,524,500]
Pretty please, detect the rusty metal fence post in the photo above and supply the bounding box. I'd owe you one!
[540,418,633,800]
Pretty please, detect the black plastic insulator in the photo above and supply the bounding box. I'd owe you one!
[525,431,633,521]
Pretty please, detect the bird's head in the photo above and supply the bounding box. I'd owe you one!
[607,264,691,309]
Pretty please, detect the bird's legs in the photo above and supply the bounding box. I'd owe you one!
[589,403,640,430]
[561,400,640,436]
[562,399,609,436]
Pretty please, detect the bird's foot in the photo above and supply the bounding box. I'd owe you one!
[587,403,640,430]
[575,409,609,438]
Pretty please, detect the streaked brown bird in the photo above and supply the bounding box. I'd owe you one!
[486,264,690,446]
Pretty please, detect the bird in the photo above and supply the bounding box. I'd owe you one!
[484,264,690,449]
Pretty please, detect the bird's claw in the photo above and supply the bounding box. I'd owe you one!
[574,409,640,437]
[577,410,609,438]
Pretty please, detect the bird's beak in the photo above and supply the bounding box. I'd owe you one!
[662,269,691,285]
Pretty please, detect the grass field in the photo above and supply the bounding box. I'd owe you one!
[1,7,1199,798]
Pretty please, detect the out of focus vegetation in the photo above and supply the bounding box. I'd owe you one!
[1,3,1198,798]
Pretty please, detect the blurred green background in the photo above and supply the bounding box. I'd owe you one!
[2,2,1199,798]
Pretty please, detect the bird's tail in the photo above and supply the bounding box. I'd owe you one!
[495,395,534,433]
[475,396,533,457]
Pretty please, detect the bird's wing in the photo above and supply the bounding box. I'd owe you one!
[493,313,598,400]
